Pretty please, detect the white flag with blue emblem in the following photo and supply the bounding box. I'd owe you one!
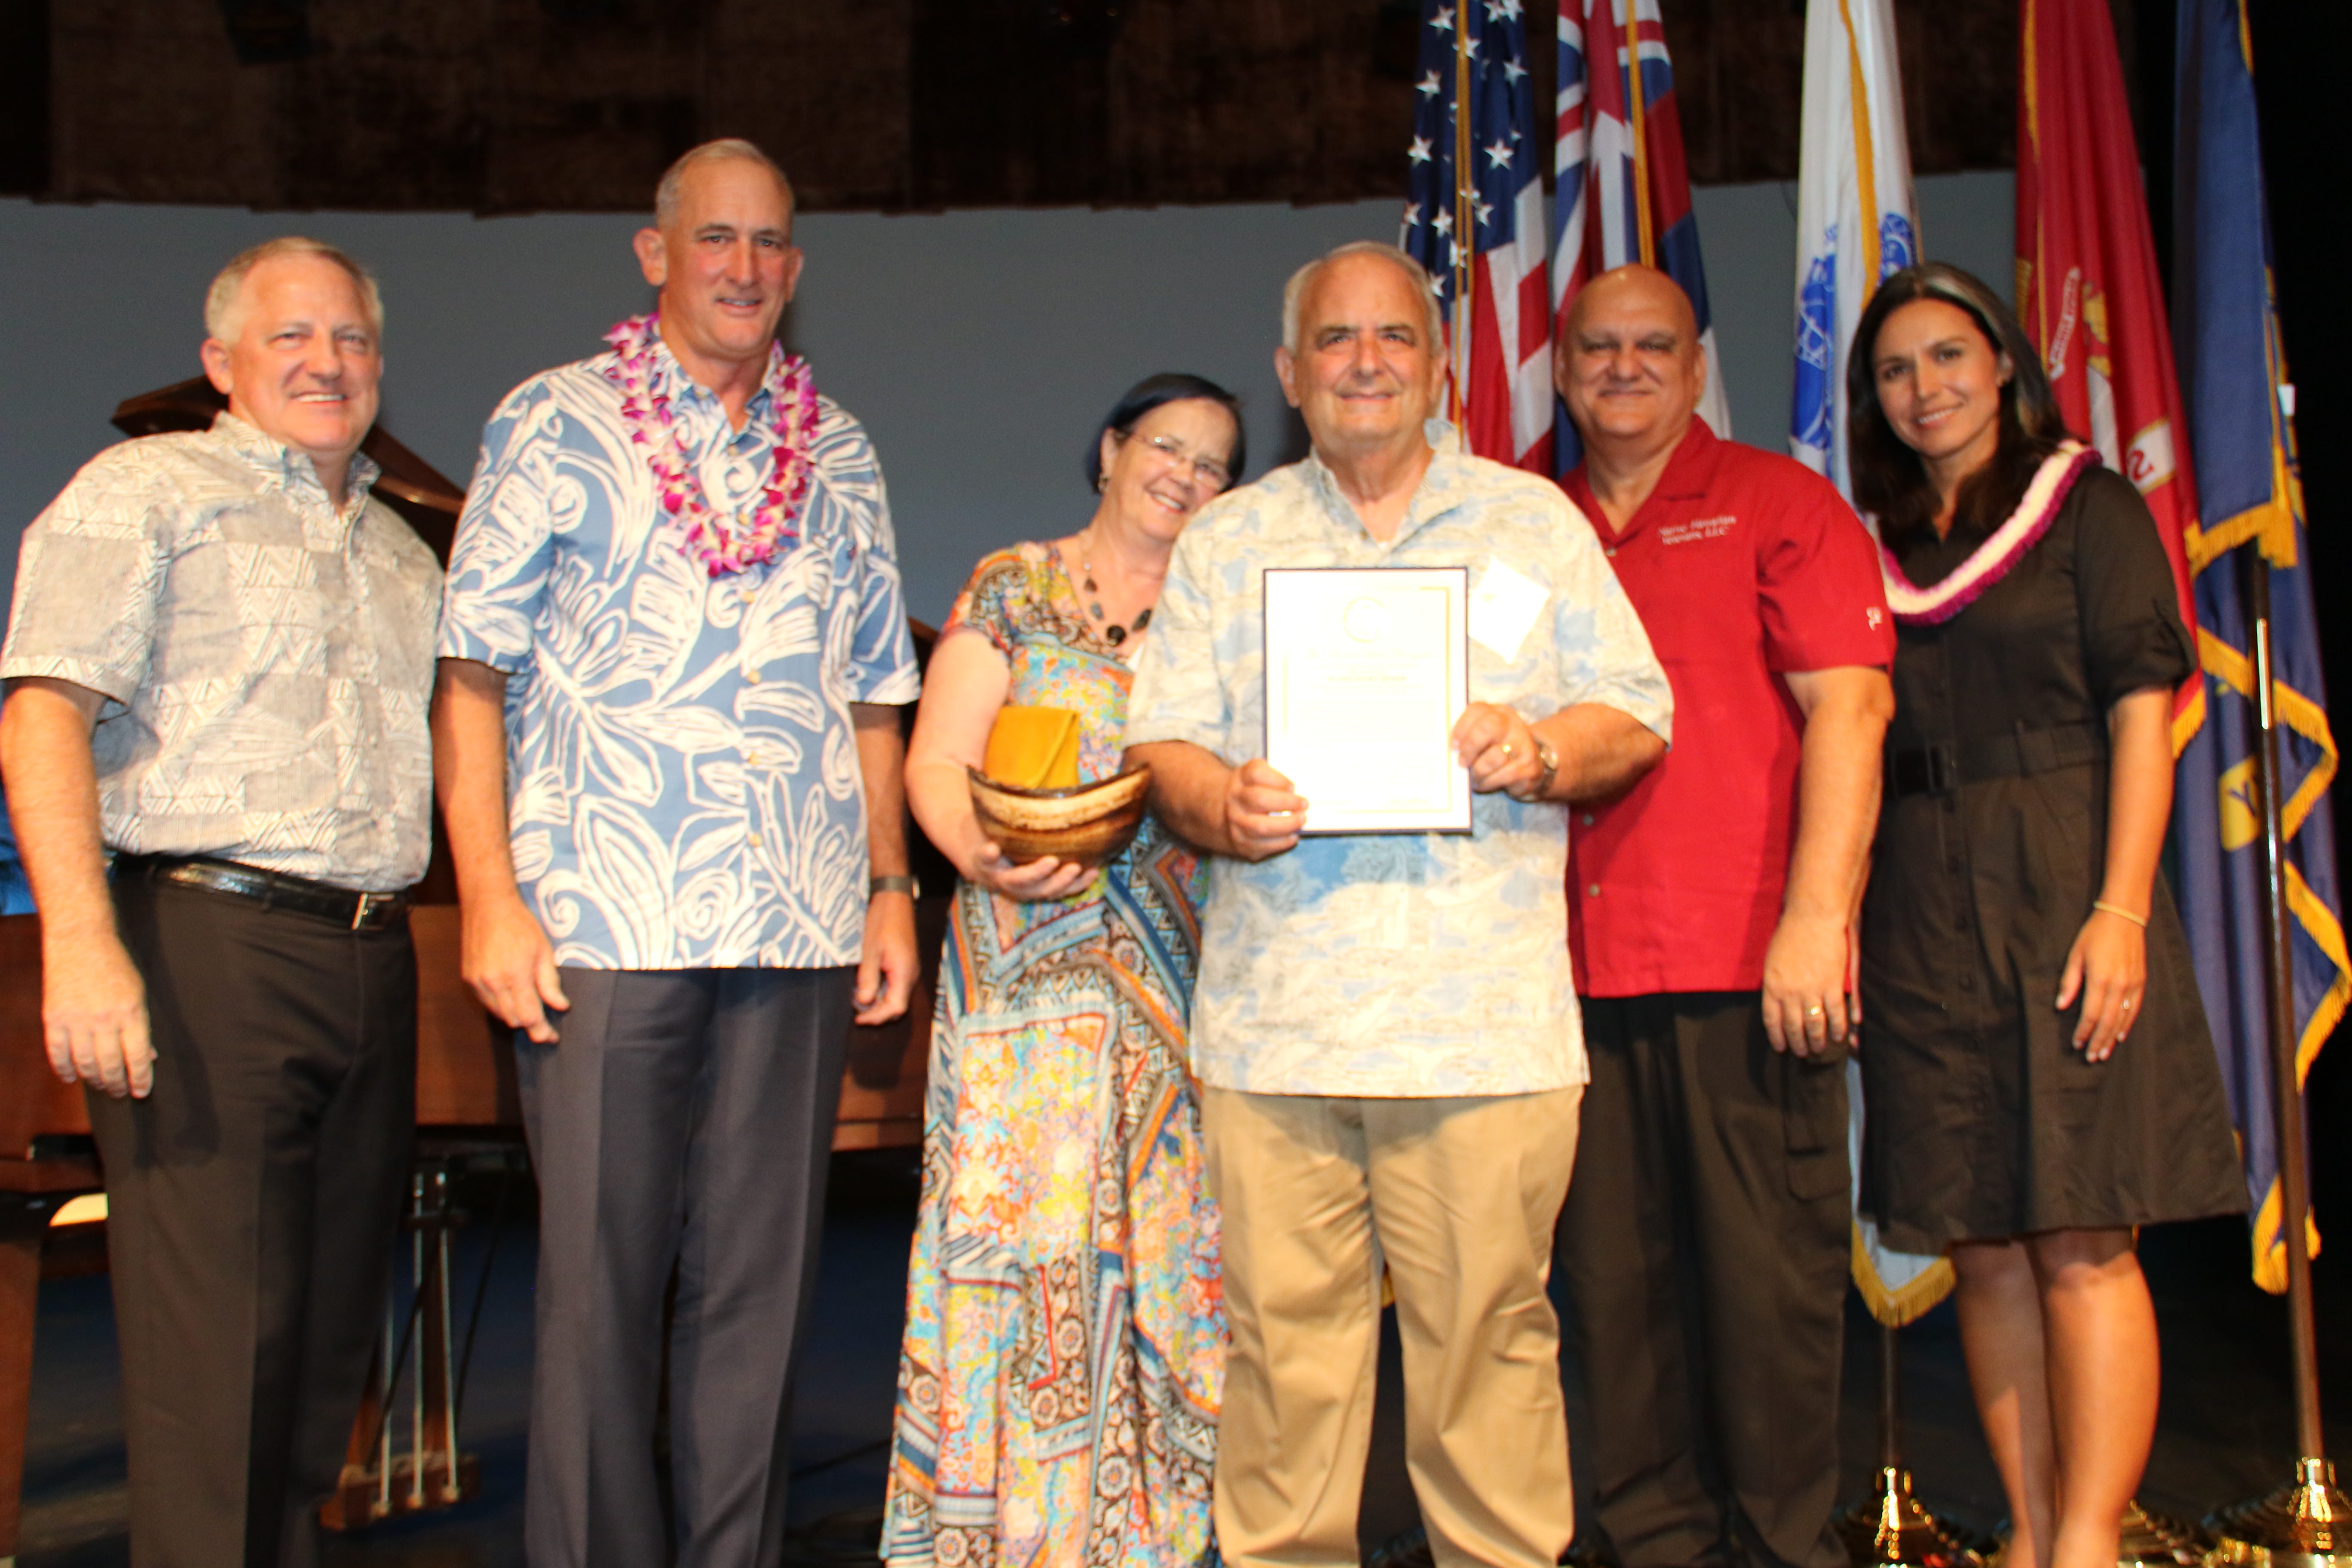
[1790,0,1946,1326]
[1788,0,1918,499]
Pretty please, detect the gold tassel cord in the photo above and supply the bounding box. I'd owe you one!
[2199,628,2339,846]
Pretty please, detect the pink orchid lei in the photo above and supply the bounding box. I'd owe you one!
[601,312,820,577]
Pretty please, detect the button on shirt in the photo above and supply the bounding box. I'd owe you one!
[1559,419,1893,996]
[1124,425,1672,1097]
[439,343,920,970]
[1,414,443,892]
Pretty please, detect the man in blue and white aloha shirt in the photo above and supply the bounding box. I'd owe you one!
[1125,243,1673,1568]
[435,139,919,1568]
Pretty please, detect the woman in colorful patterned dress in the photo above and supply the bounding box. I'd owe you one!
[1848,265,2243,1568]
[883,374,1245,1568]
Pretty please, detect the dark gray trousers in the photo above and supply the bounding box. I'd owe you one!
[1555,992,1851,1568]
[91,873,416,1568]
[518,966,853,1568]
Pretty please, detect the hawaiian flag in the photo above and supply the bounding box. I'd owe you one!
[2170,0,2344,1292]
[1402,0,1553,474]
[2016,0,2204,749]
[1551,0,1730,473]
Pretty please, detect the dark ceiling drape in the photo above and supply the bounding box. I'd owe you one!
[6,0,2083,215]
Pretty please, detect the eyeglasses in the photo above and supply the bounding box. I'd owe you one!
[1136,432,1233,490]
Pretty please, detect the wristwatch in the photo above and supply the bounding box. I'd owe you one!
[869,874,917,897]
[1530,738,1560,799]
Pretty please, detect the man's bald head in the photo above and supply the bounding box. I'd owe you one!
[1564,265,1698,345]
[1555,264,1707,469]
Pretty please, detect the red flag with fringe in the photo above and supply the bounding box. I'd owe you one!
[2016,0,2204,749]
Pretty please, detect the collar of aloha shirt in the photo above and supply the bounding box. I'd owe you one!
[207,410,383,534]
[1301,416,1477,548]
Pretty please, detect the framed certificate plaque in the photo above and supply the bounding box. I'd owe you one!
[1261,565,1472,834]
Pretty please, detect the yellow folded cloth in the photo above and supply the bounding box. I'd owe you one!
[982,706,1083,791]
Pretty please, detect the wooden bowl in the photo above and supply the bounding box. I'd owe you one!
[968,765,1152,874]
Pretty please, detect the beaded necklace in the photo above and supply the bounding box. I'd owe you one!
[602,312,819,578]
[1062,534,1154,646]
[1079,555,1153,646]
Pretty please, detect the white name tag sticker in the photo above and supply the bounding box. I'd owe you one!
[1468,559,1549,663]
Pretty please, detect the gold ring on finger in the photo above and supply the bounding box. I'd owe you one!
[1805,1003,1825,1018]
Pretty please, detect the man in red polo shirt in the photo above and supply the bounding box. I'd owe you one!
[1551,266,1894,1568]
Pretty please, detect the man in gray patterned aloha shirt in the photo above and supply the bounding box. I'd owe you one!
[1125,241,1674,1568]
[0,237,442,1568]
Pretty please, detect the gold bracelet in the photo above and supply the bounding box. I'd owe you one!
[2092,900,2147,928]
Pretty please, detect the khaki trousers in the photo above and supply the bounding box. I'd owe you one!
[1201,1085,1583,1568]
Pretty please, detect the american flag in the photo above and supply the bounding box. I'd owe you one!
[1553,0,1730,473]
[1402,0,1554,474]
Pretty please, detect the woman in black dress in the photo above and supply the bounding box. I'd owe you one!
[1847,263,2243,1568]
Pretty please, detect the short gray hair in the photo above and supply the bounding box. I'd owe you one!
[654,138,796,233]
[1280,241,1446,356]
[205,237,383,344]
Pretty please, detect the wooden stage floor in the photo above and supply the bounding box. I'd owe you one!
[14,1152,2352,1566]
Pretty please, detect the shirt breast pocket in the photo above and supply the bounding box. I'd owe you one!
[1641,528,1755,665]
[1465,564,1553,709]
[790,541,839,609]
[210,540,337,674]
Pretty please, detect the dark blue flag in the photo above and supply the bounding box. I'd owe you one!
[2171,0,2346,1292]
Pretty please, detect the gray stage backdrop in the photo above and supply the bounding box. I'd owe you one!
[0,174,2010,627]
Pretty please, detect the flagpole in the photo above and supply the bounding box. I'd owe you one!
[1450,5,1475,428]
[1623,5,1656,268]
[2253,554,2325,1470]
[1835,1322,1987,1568]
[2207,549,2352,1568]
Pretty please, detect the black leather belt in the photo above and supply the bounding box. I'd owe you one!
[1890,720,2106,798]
[116,854,411,931]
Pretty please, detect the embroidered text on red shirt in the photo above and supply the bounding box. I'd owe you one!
[1658,514,1736,545]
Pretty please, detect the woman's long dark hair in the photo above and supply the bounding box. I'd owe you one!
[1846,262,2069,548]
[1083,372,1247,493]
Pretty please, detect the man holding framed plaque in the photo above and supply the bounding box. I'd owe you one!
[1124,242,1673,1568]
[1550,266,1895,1568]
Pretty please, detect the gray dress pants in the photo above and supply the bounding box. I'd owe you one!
[518,965,853,1568]
[1555,992,1851,1568]
[92,872,416,1568]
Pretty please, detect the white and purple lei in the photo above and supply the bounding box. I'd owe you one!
[1877,441,2096,625]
